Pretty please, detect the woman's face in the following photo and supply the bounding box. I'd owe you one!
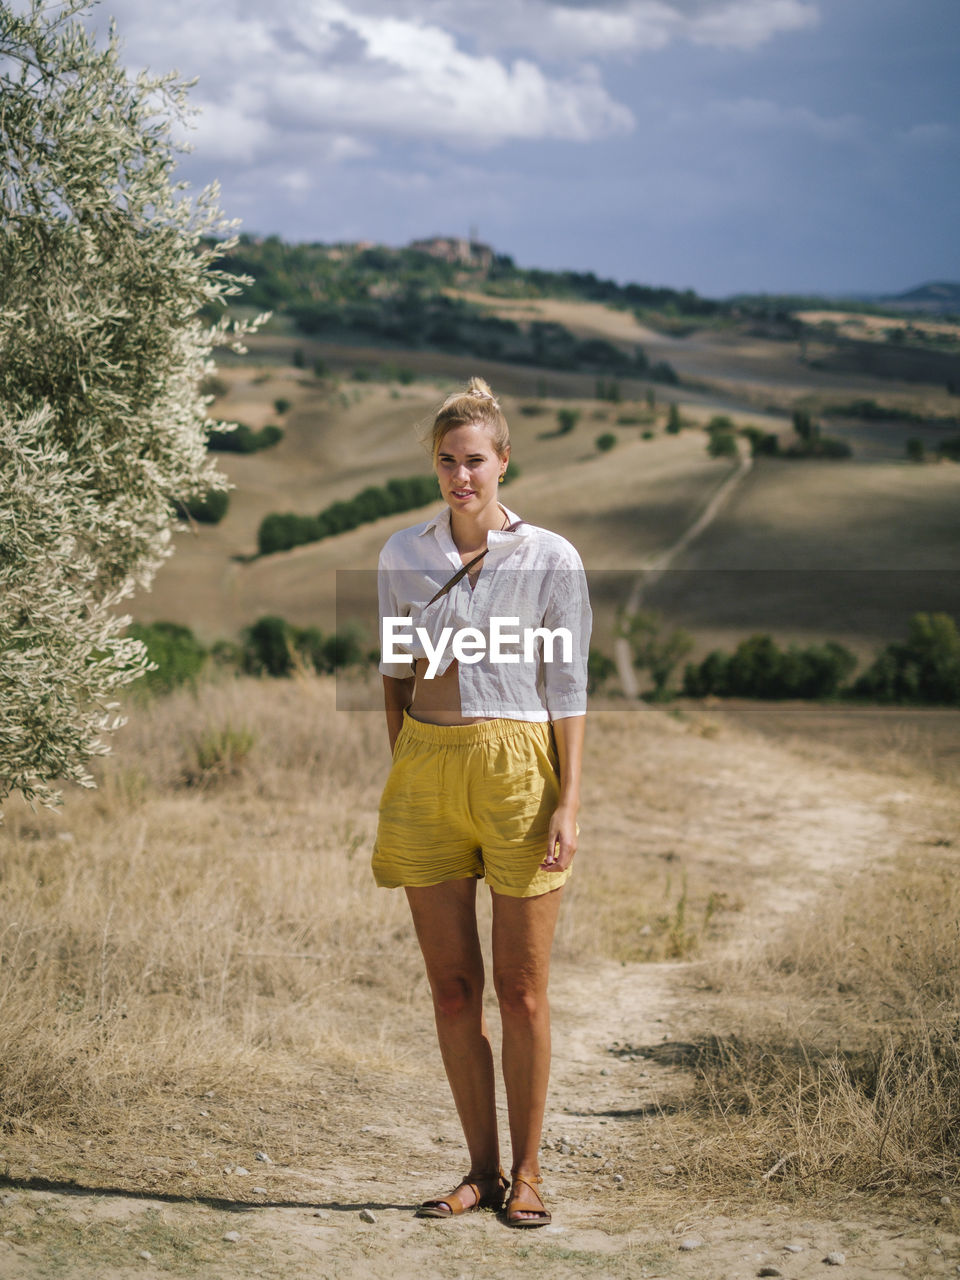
[435,422,508,520]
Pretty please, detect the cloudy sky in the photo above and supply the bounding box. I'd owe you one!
[92,0,958,296]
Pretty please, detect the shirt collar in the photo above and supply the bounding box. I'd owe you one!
[417,502,528,539]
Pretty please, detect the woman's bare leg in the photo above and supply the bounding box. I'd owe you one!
[405,879,500,1183]
[491,885,564,1218]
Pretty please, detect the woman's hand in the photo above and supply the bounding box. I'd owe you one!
[542,802,578,873]
[543,715,585,873]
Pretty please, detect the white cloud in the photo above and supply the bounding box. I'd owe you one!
[710,98,862,142]
[178,93,272,164]
[332,0,821,57]
[685,0,819,49]
[100,0,633,159]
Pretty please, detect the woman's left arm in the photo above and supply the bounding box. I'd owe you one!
[542,714,585,873]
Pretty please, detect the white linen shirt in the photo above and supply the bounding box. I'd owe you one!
[377,503,591,722]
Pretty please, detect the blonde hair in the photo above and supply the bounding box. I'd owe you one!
[427,376,509,463]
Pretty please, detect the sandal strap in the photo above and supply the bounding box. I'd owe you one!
[420,1170,506,1215]
[511,1173,543,1189]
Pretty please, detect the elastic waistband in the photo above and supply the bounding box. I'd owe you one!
[401,709,551,745]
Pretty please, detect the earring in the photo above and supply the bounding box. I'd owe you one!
[498,474,505,483]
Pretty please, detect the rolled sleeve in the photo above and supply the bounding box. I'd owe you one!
[541,558,592,718]
[378,550,416,679]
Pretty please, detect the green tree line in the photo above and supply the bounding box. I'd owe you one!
[258,474,442,556]
[683,614,960,705]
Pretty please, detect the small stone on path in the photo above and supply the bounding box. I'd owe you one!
[824,1252,846,1266]
[758,1268,782,1277]
[138,1251,153,1261]
[679,1237,703,1251]
[222,1231,240,1243]
[784,1244,804,1253]
[252,1187,268,1195]
[359,1208,377,1224]
[940,1195,951,1206]
[255,1151,272,1163]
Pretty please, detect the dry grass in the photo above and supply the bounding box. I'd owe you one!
[657,844,960,1199]
[2,675,958,1215]
[0,675,418,1187]
[0,677,732,1195]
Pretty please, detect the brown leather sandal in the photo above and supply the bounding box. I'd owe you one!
[505,1173,551,1228]
[416,1169,508,1218]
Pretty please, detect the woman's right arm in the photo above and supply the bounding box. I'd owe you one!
[383,674,415,753]
[378,541,415,752]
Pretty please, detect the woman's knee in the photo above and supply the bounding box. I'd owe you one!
[493,969,546,1022]
[431,972,483,1022]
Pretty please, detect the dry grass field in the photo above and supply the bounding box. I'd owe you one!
[1,675,959,1278]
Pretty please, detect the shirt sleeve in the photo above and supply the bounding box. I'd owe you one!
[378,545,416,679]
[541,548,592,718]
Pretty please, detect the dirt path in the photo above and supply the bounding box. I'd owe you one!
[614,440,753,696]
[3,718,957,1278]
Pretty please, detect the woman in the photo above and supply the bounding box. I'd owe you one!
[372,377,591,1227]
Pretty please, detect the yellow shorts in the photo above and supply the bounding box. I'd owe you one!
[372,711,572,898]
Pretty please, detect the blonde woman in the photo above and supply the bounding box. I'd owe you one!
[373,377,591,1227]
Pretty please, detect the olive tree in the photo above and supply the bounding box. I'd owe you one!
[0,1,260,808]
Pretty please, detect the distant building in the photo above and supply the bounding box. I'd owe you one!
[409,236,494,270]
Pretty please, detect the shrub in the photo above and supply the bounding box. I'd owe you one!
[182,489,229,524]
[906,438,925,462]
[683,650,731,698]
[556,407,581,435]
[666,403,682,434]
[292,348,305,368]
[257,475,442,556]
[784,435,852,459]
[186,723,256,786]
[642,430,655,440]
[207,422,284,453]
[587,649,617,694]
[683,635,857,700]
[706,415,736,435]
[519,402,547,416]
[619,610,693,700]
[740,425,780,457]
[127,622,207,695]
[938,435,960,461]
[273,397,292,414]
[792,408,817,442]
[257,512,319,555]
[313,357,329,378]
[242,616,367,679]
[853,613,960,705]
[595,432,617,453]
[649,360,679,385]
[242,616,294,676]
[708,432,738,458]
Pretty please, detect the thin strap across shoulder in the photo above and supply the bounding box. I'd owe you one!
[425,519,524,608]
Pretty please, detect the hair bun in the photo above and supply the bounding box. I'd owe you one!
[466,377,498,407]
